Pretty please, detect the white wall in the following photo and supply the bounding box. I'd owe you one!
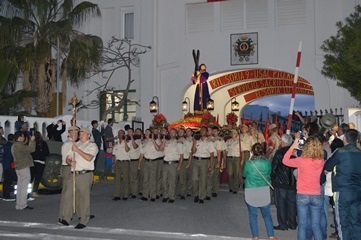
[63,0,360,127]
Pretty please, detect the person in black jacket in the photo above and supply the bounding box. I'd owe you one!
[271,134,297,231]
[324,129,361,240]
[30,131,50,197]
[46,120,66,142]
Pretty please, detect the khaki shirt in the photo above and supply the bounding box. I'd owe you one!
[61,138,75,165]
[240,134,254,151]
[212,138,227,151]
[164,139,183,161]
[193,138,215,158]
[127,139,141,159]
[140,139,160,159]
[226,138,240,157]
[74,140,98,171]
[179,138,192,159]
[154,139,164,158]
[267,133,281,158]
[113,140,130,161]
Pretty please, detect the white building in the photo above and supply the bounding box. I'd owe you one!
[70,0,360,127]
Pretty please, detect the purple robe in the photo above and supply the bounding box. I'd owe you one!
[192,72,210,111]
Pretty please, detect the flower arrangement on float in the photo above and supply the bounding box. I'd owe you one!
[226,112,238,126]
[168,112,217,130]
[152,113,167,128]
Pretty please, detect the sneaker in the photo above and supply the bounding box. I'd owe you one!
[32,192,41,198]
[27,197,35,201]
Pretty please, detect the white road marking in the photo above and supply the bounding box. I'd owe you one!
[0,220,265,239]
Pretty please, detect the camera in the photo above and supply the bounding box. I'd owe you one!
[298,138,305,150]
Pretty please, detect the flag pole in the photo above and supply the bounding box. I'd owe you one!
[286,42,302,134]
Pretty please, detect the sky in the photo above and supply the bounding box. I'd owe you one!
[246,94,315,117]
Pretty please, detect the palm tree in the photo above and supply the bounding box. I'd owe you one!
[0,0,103,116]
[0,60,36,115]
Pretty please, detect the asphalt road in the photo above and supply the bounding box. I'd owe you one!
[0,182,333,240]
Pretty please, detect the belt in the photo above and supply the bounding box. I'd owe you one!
[194,157,209,160]
[242,151,250,153]
[130,159,138,162]
[72,170,93,175]
[183,158,189,161]
[163,160,179,164]
[228,156,240,158]
[117,159,130,162]
[144,158,159,162]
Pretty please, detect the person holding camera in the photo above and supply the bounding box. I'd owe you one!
[282,132,325,240]
[47,120,66,142]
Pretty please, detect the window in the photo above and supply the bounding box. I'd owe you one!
[100,89,137,121]
[121,8,134,39]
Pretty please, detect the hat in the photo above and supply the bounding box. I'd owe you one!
[79,127,91,134]
[268,123,277,130]
[231,129,238,134]
[241,124,248,129]
[68,126,79,132]
[310,115,317,123]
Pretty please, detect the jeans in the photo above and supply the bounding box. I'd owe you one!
[320,185,330,240]
[246,203,275,238]
[274,187,297,229]
[297,194,323,240]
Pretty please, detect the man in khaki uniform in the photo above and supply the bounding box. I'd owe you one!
[192,126,215,204]
[239,124,255,188]
[160,129,183,203]
[251,121,266,145]
[62,128,98,229]
[58,126,79,224]
[113,130,130,200]
[138,129,162,201]
[265,123,281,159]
[226,130,241,194]
[127,128,141,198]
[206,126,226,199]
[178,128,192,199]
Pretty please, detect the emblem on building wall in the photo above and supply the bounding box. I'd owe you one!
[231,32,258,65]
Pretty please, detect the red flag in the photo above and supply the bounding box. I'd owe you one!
[242,114,245,125]
[280,121,284,136]
[216,114,219,125]
[274,114,279,134]
[263,114,270,141]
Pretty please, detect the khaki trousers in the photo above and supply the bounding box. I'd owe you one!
[114,161,130,198]
[178,159,189,197]
[207,159,220,196]
[162,162,178,200]
[59,165,72,219]
[192,159,208,200]
[139,161,144,194]
[226,157,240,192]
[74,172,93,225]
[156,159,163,196]
[238,151,250,187]
[129,160,139,196]
[142,160,158,199]
[15,167,30,210]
